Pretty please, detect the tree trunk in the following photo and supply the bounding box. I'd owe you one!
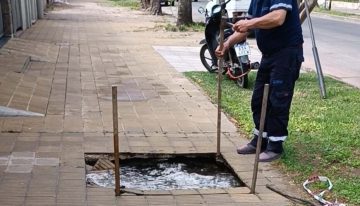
[141,0,150,10]
[149,0,162,15]
[177,0,192,26]
[299,0,318,24]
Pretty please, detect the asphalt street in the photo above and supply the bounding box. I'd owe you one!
[302,16,360,88]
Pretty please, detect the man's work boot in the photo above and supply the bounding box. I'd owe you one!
[259,141,284,162]
[237,135,268,154]
[236,144,256,154]
[259,151,282,162]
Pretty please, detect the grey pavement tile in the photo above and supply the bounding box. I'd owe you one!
[5,164,33,173]
[31,165,58,176]
[40,134,61,142]
[0,156,9,165]
[0,185,28,196]
[35,152,60,158]
[198,188,227,195]
[16,134,40,142]
[146,196,176,205]
[24,197,56,205]
[10,158,34,165]
[147,146,175,153]
[56,198,86,205]
[86,187,114,196]
[1,119,23,133]
[37,145,61,153]
[11,152,35,159]
[0,196,25,206]
[62,133,84,142]
[229,194,262,203]
[128,140,151,147]
[224,187,251,194]
[59,172,85,180]
[175,195,204,204]
[116,196,148,206]
[34,158,60,166]
[12,141,37,152]
[202,194,234,204]
[242,177,271,187]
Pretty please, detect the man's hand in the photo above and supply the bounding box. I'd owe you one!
[215,31,248,57]
[233,19,253,33]
[215,42,229,58]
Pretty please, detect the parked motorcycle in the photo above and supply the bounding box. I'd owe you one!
[198,0,259,88]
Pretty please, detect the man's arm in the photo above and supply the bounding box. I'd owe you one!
[234,9,287,33]
[215,31,247,57]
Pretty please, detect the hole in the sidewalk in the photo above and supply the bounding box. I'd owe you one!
[85,153,244,190]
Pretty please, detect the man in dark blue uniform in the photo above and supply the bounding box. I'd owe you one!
[216,0,304,162]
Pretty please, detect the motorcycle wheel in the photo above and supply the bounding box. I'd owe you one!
[200,44,217,73]
[250,61,260,70]
[236,74,249,88]
[229,51,249,89]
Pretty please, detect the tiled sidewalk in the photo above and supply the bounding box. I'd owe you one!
[0,0,302,205]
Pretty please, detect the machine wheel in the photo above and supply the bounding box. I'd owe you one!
[236,74,249,88]
[251,61,260,70]
[200,44,217,73]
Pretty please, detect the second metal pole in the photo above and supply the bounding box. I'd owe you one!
[112,86,121,196]
[304,0,326,99]
[251,84,269,194]
[216,9,225,158]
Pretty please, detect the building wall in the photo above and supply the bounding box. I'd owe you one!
[0,0,12,37]
[0,3,3,37]
[0,0,47,37]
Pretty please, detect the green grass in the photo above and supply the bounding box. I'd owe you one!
[163,22,205,32]
[314,7,360,18]
[108,0,140,9]
[184,71,360,205]
[334,0,358,2]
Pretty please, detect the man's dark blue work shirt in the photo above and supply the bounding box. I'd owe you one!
[248,0,303,55]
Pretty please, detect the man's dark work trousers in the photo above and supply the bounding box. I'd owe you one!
[250,46,303,153]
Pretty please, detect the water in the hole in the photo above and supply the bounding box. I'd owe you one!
[86,157,241,190]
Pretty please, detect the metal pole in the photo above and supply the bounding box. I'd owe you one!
[304,0,326,99]
[216,6,225,158]
[251,84,269,194]
[112,86,121,196]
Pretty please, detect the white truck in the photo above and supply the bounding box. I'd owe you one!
[226,0,251,18]
[211,0,251,18]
